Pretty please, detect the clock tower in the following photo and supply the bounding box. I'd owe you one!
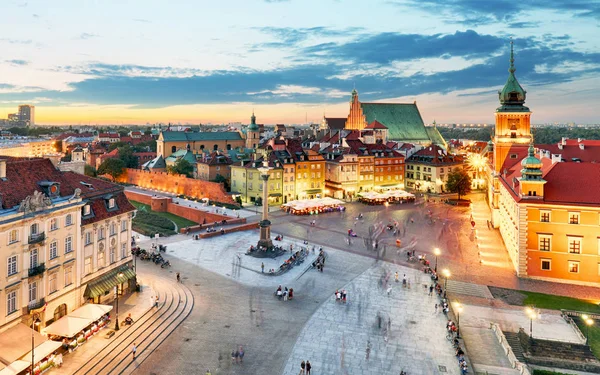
[493,40,532,173]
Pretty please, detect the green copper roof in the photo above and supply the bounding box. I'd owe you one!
[360,103,430,141]
[497,41,528,112]
[143,154,166,170]
[425,127,447,148]
[160,131,243,142]
[166,149,198,164]
[521,142,543,180]
[248,111,259,131]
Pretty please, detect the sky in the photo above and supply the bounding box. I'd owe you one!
[0,0,599,125]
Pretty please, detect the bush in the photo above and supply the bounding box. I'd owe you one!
[533,370,571,375]
[132,211,175,236]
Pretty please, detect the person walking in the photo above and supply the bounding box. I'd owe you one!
[306,360,312,375]
[429,285,434,296]
[261,262,264,273]
[131,343,137,360]
[435,303,438,314]
[238,346,244,362]
[176,272,181,283]
[300,360,306,374]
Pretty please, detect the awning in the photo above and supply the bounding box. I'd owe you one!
[42,316,91,338]
[304,189,322,194]
[0,361,30,375]
[268,193,282,197]
[23,340,62,364]
[69,304,112,321]
[0,323,46,364]
[83,265,136,299]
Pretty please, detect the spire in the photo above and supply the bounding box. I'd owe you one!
[498,38,527,110]
[249,110,258,131]
[509,38,515,74]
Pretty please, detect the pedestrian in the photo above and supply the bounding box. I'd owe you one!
[155,296,159,308]
[231,350,236,364]
[395,272,399,282]
[176,272,180,283]
[306,360,312,375]
[387,286,392,296]
[435,303,438,313]
[131,343,137,360]
[283,287,289,301]
[239,346,244,362]
[300,360,306,374]
[234,349,239,363]
[261,262,264,273]
[429,284,434,296]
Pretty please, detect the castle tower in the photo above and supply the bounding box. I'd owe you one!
[493,40,532,173]
[246,111,260,149]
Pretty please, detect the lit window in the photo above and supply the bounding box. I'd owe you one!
[568,237,582,254]
[541,259,551,271]
[538,234,551,252]
[568,261,580,273]
[98,250,105,268]
[83,205,91,216]
[84,257,92,275]
[108,198,116,208]
[569,212,580,224]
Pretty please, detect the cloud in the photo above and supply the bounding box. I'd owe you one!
[80,33,100,40]
[0,38,32,45]
[5,59,29,66]
[264,0,290,2]
[132,18,151,23]
[252,26,362,50]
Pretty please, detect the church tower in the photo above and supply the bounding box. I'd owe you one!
[345,89,367,130]
[493,40,532,173]
[246,111,260,149]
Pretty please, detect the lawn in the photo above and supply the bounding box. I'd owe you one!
[520,291,600,314]
[130,201,197,230]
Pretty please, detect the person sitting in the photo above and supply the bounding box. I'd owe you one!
[125,314,133,325]
[276,286,282,299]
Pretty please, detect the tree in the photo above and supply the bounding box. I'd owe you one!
[108,141,127,152]
[167,159,194,178]
[445,168,472,200]
[133,140,157,152]
[97,158,125,181]
[212,174,229,191]
[117,145,138,168]
[84,165,97,177]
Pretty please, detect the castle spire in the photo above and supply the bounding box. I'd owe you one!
[509,38,515,74]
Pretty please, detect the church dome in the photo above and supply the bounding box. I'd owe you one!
[498,41,528,111]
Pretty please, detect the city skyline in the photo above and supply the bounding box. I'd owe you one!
[0,0,599,125]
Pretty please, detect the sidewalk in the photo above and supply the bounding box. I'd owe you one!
[48,280,154,374]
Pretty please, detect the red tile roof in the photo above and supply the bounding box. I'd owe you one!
[537,141,600,163]
[365,120,388,130]
[408,144,464,165]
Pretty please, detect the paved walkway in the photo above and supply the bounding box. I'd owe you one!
[282,264,465,375]
[137,230,322,287]
[461,327,520,375]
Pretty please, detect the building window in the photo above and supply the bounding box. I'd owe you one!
[65,236,73,253]
[65,214,73,226]
[108,198,116,208]
[8,229,18,244]
[49,241,58,259]
[65,267,73,286]
[121,220,127,232]
[28,281,37,303]
[83,205,91,216]
[30,249,38,268]
[7,255,17,276]
[6,290,17,314]
[540,211,550,223]
[85,231,92,246]
[569,212,580,224]
[541,259,551,271]
[84,257,92,275]
[568,261,580,273]
[50,218,58,231]
[538,234,552,252]
[49,273,58,294]
[110,247,116,264]
[568,237,582,254]
[30,223,39,236]
[110,223,117,236]
[121,243,127,259]
[99,227,105,240]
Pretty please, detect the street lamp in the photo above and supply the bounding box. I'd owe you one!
[526,307,539,339]
[456,303,463,339]
[114,272,125,331]
[31,314,41,375]
[583,315,594,345]
[442,269,451,297]
[433,248,441,272]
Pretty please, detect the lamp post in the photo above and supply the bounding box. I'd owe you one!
[583,315,594,345]
[257,162,273,249]
[433,248,441,272]
[31,313,41,375]
[114,272,124,331]
[442,269,451,297]
[526,307,539,339]
[456,303,463,339]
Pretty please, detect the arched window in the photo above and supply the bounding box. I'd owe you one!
[30,223,39,235]
[65,214,73,226]
[213,144,218,151]
[226,144,232,150]
[200,145,205,150]
[171,146,176,153]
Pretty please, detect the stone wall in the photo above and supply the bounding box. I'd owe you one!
[198,222,259,238]
[117,168,236,205]
[125,190,245,227]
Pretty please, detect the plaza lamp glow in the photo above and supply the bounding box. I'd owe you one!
[442,269,451,296]
[433,248,441,272]
[456,303,463,339]
[525,307,540,339]
[583,315,594,345]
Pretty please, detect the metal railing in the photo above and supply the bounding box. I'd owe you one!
[28,263,45,277]
[27,298,45,313]
[28,232,46,244]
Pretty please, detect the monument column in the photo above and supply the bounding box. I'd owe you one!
[257,166,273,249]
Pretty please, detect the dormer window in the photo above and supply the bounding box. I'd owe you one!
[38,181,60,198]
[108,198,116,209]
[83,204,91,216]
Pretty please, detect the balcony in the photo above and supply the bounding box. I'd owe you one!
[27,298,46,313]
[28,232,46,245]
[28,263,45,278]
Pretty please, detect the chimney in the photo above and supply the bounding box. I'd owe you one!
[557,143,563,150]
[579,143,585,150]
[561,137,567,145]
[551,154,561,164]
[0,159,6,180]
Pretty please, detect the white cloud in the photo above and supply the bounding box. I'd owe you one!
[534,61,600,74]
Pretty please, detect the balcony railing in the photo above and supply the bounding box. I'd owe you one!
[28,232,46,245]
[28,263,45,277]
[27,298,46,313]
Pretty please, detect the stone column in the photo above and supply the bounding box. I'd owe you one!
[257,170,273,249]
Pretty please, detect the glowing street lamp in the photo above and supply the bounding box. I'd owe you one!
[433,248,441,272]
[456,303,463,339]
[114,272,125,331]
[526,307,540,339]
[442,269,451,297]
[31,314,41,375]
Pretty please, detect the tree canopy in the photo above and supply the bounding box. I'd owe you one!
[445,168,472,200]
[97,158,125,181]
[84,164,97,177]
[167,159,194,178]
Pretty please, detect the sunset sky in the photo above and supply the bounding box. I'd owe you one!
[0,0,598,125]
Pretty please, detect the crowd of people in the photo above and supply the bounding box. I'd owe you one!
[275,285,294,301]
[312,248,326,272]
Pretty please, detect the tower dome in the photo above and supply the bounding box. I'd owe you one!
[248,111,259,131]
[498,40,528,111]
[520,142,543,179]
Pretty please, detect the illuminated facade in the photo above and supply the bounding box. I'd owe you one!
[405,145,465,193]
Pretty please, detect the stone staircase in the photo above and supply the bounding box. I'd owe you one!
[502,331,527,362]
